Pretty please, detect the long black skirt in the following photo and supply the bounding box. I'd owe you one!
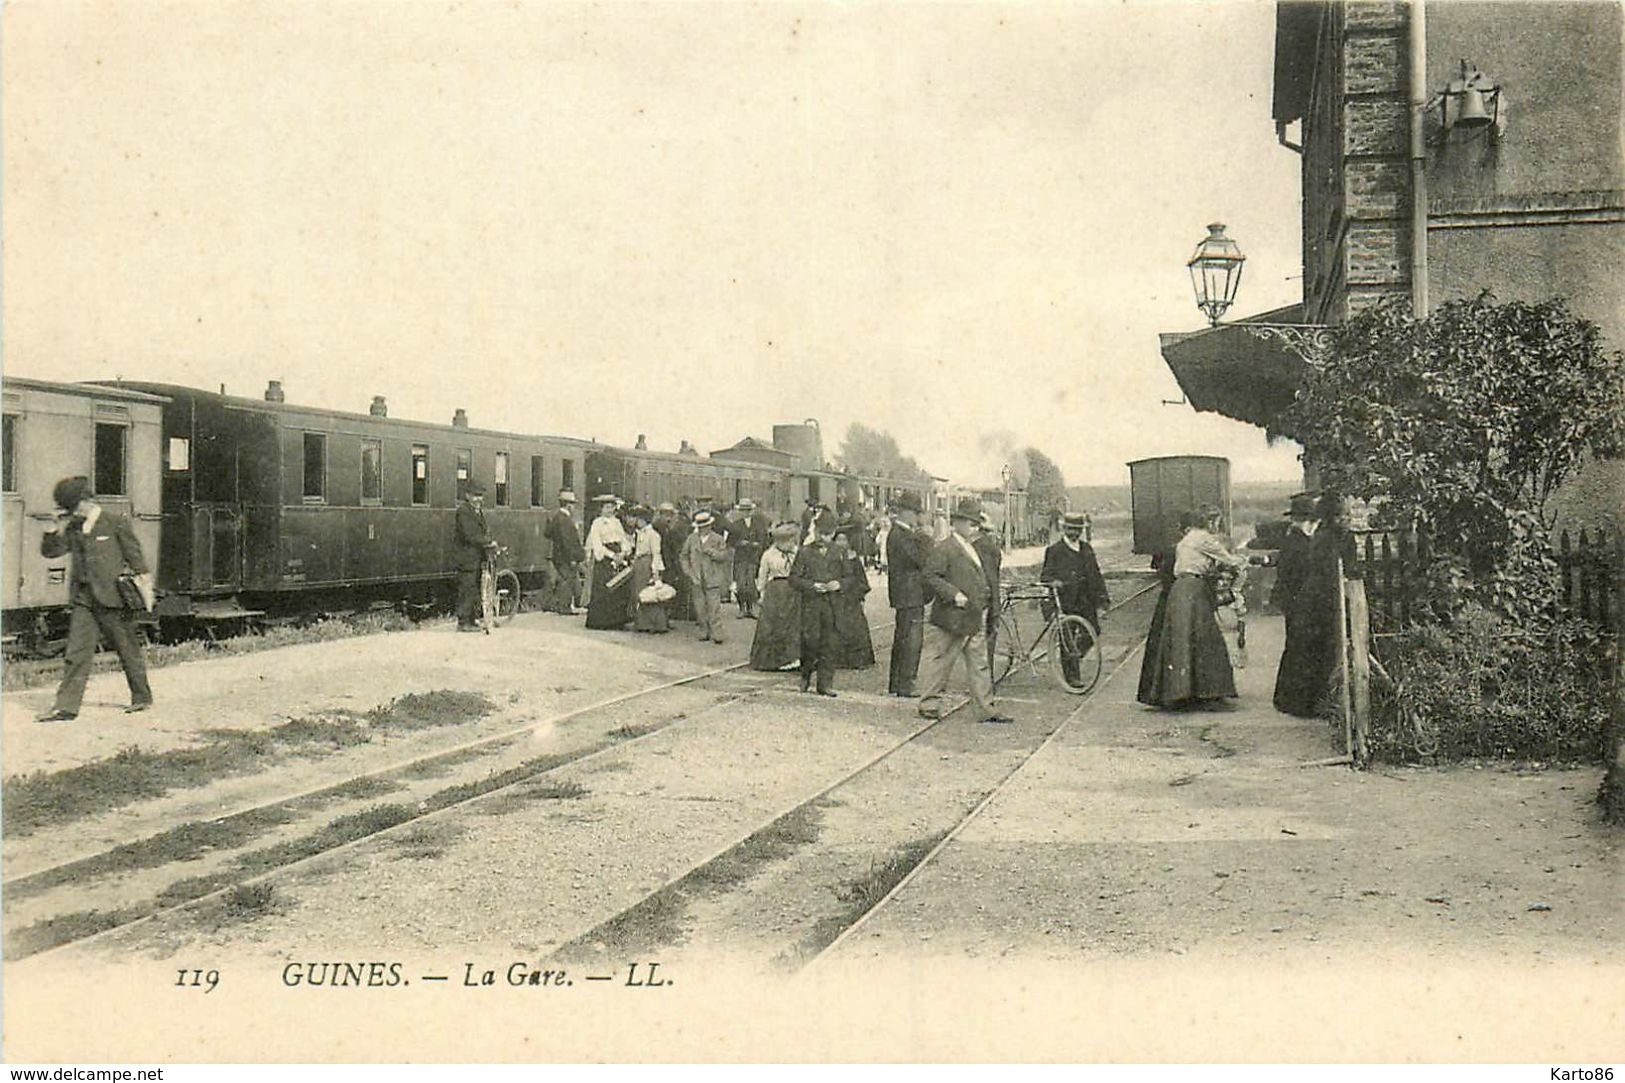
[585,559,631,629]
[750,578,801,670]
[1273,607,1338,716]
[1137,575,1236,707]
[832,594,875,668]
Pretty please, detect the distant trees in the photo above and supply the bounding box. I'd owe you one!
[1023,447,1067,515]
[834,423,930,481]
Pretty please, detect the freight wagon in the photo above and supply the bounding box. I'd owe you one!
[1127,455,1231,555]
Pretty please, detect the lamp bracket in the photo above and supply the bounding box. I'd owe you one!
[1243,324,1335,367]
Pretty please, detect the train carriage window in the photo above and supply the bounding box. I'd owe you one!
[530,455,545,507]
[302,432,326,501]
[455,448,472,501]
[561,459,574,493]
[411,444,429,505]
[167,437,190,472]
[2,413,16,492]
[94,423,127,496]
[494,452,510,507]
[360,439,382,503]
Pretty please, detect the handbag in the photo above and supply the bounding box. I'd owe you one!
[116,572,150,611]
[605,563,635,590]
[638,581,676,604]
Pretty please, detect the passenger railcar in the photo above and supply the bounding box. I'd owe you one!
[103,381,591,620]
[1128,455,1231,555]
[583,445,789,519]
[2,378,168,652]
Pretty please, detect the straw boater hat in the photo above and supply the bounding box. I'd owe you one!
[692,511,715,527]
[593,494,619,508]
[558,489,577,503]
[738,498,756,511]
[656,502,677,513]
[1062,511,1088,529]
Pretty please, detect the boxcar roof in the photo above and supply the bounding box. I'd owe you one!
[1126,455,1231,467]
[95,380,597,448]
[5,376,170,405]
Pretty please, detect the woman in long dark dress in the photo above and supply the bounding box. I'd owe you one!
[1275,493,1357,716]
[1271,493,1321,714]
[584,495,632,630]
[829,526,875,668]
[749,523,802,670]
[1135,548,1177,704]
[1137,506,1244,709]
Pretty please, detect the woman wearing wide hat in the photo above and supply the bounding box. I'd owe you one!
[749,522,803,670]
[1137,505,1244,709]
[584,494,632,630]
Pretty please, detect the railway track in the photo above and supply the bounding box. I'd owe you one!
[7,574,1162,967]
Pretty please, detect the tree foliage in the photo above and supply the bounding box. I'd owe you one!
[833,423,930,482]
[1281,293,1625,622]
[1023,446,1067,515]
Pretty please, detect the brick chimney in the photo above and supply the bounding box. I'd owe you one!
[264,379,285,403]
[369,396,388,417]
[452,408,469,428]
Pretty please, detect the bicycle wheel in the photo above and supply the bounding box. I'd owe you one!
[479,567,497,633]
[990,610,1022,684]
[494,569,523,625]
[1052,614,1102,695]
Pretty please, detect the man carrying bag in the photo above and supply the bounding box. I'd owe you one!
[37,476,154,721]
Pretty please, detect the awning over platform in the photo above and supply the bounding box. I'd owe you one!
[1158,304,1326,430]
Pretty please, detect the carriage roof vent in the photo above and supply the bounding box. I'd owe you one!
[452,407,469,428]
[264,379,285,403]
[370,395,388,417]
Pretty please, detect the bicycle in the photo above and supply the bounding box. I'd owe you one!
[990,581,1103,695]
[479,544,523,633]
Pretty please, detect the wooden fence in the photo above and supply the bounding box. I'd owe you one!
[1351,527,1619,631]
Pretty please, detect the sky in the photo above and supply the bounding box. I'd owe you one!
[2,0,1307,487]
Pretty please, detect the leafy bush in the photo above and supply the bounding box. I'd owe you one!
[1281,293,1624,625]
[1370,608,1611,763]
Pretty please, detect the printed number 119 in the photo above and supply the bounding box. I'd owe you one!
[176,968,220,992]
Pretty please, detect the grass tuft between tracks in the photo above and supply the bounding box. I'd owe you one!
[781,830,951,970]
[550,803,828,962]
[1,692,496,838]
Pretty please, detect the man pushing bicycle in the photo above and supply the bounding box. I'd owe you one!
[1039,511,1110,686]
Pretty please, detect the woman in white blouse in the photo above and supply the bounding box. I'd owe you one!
[749,522,803,671]
[1137,505,1244,709]
[584,496,632,630]
[628,505,670,634]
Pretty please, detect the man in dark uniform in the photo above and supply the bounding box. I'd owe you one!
[654,502,692,621]
[789,519,844,696]
[37,476,154,721]
[729,498,769,619]
[453,481,494,631]
[1039,510,1111,685]
[542,489,586,614]
[884,492,928,697]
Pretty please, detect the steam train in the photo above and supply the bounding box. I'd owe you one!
[1,378,939,652]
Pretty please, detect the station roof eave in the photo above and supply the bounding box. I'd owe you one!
[1157,303,1322,432]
